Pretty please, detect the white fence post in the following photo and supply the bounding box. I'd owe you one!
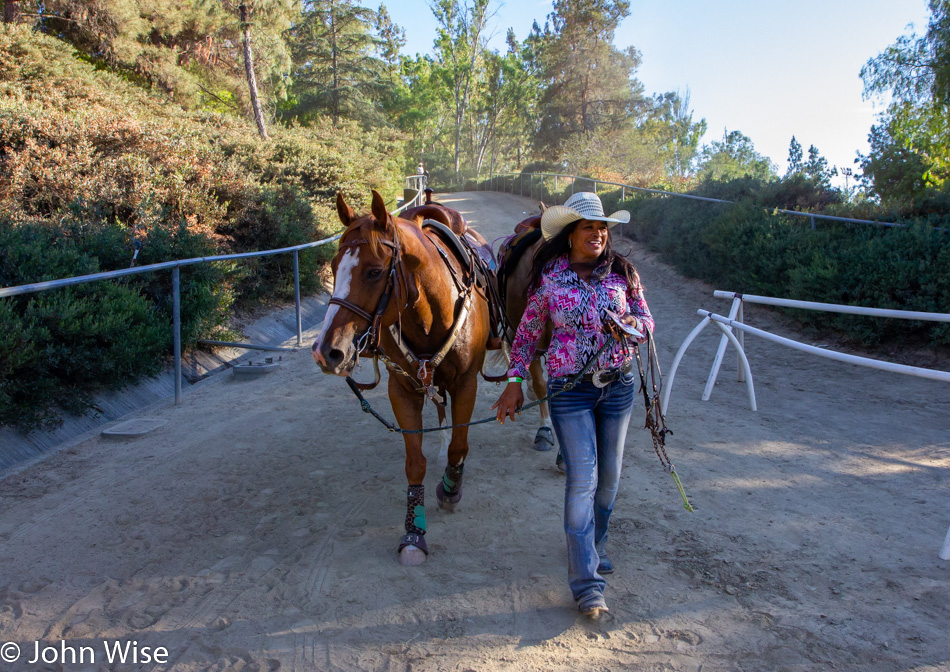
[703,296,742,401]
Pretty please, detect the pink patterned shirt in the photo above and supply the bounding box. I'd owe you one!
[507,255,654,379]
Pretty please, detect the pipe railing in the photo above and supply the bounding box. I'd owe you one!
[662,290,950,414]
[0,176,427,405]
[478,171,906,230]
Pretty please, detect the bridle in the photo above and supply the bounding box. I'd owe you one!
[327,228,403,358]
[326,217,496,406]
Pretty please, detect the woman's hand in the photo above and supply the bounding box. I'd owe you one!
[605,312,648,344]
[491,382,525,424]
[621,314,648,344]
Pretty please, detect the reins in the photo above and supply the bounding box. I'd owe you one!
[633,331,695,512]
[343,334,616,434]
[343,327,694,512]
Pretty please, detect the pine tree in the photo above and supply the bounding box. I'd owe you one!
[528,0,644,160]
[285,0,391,126]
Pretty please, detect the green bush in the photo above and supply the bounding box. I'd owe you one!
[0,26,407,430]
[0,223,170,430]
[628,178,950,347]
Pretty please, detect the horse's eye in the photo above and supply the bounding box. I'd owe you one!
[367,268,383,280]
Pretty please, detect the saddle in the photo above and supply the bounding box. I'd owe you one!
[422,220,506,352]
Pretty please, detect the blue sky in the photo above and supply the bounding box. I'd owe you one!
[379,0,931,181]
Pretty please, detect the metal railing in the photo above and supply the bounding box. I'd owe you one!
[0,176,427,405]
[661,290,950,414]
[478,171,905,230]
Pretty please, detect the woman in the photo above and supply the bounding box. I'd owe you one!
[492,191,654,618]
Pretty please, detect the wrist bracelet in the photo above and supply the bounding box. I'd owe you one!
[507,376,524,384]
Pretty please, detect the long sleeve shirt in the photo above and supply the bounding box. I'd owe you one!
[507,255,654,379]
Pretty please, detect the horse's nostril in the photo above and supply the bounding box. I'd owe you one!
[327,348,345,366]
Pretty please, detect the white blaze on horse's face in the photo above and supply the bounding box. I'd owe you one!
[312,247,361,375]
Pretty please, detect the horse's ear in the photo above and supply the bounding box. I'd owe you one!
[336,192,357,226]
[370,189,392,230]
[538,202,547,214]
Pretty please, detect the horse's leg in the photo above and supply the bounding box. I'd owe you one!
[436,403,449,469]
[436,374,477,512]
[529,358,555,451]
[388,377,429,566]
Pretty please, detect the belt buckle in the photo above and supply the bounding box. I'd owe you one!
[591,369,612,388]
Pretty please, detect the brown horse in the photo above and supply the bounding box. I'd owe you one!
[497,208,555,452]
[313,190,492,566]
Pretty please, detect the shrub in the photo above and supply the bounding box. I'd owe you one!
[0,26,407,430]
[629,179,950,347]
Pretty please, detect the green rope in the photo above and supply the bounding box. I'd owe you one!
[670,469,694,512]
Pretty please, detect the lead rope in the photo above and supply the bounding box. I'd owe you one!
[633,330,695,512]
[343,335,615,435]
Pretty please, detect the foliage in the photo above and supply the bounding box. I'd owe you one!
[627,179,950,347]
[527,0,646,161]
[695,130,777,183]
[0,222,170,431]
[860,0,950,203]
[0,25,404,429]
[282,0,391,127]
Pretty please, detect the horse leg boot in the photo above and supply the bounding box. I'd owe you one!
[389,377,428,566]
[437,376,477,512]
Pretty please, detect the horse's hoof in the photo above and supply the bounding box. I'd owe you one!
[534,426,555,451]
[436,481,462,512]
[399,546,427,566]
[397,533,428,565]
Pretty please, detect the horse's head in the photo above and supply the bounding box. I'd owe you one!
[313,190,417,376]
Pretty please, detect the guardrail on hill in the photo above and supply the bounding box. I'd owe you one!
[478,171,905,231]
[0,175,427,406]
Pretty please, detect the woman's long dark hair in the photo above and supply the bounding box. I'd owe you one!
[525,220,642,300]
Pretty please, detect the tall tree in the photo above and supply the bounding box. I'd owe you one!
[374,3,405,84]
[32,0,295,117]
[860,0,950,201]
[786,136,803,176]
[696,130,776,182]
[803,144,837,189]
[430,0,492,174]
[528,0,645,160]
[215,0,297,138]
[3,1,19,22]
[285,0,390,126]
[469,33,538,176]
[239,2,269,138]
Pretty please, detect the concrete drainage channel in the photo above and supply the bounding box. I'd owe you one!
[0,295,329,473]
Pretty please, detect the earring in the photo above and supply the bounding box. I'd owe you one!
[568,239,572,248]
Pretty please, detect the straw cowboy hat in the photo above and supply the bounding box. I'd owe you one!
[540,191,630,241]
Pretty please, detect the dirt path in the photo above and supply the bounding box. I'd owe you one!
[1,191,948,671]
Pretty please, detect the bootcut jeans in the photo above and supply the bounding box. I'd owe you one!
[548,372,636,608]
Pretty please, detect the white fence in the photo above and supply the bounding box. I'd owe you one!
[661,290,950,560]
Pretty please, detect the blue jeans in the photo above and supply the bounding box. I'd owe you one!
[548,373,635,607]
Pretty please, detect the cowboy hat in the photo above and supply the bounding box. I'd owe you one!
[540,192,630,241]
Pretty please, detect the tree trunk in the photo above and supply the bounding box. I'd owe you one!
[3,1,19,23]
[454,96,462,174]
[330,3,339,125]
[239,4,268,140]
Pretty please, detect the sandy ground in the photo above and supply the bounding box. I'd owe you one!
[1,191,948,672]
